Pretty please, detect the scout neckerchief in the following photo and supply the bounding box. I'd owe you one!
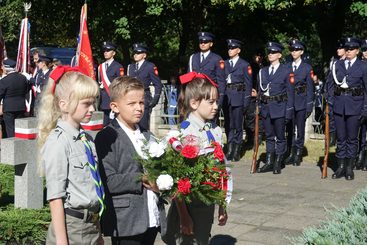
[79,131,105,216]
[99,62,112,96]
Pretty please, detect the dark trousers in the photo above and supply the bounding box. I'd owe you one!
[139,106,152,131]
[263,115,286,155]
[359,123,367,150]
[225,105,244,144]
[111,227,159,245]
[287,109,306,149]
[334,113,360,159]
[3,111,25,138]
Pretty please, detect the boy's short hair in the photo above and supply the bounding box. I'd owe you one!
[110,76,144,102]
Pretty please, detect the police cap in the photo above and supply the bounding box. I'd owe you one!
[132,43,148,54]
[266,41,284,53]
[38,55,52,63]
[344,37,360,49]
[3,58,16,68]
[361,39,367,50]
[289,39,305,50]
[227,39,243,49]
[198,32,215,42]
[102,41,117,51]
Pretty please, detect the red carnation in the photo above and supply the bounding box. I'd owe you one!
[212,142,224,162]
[178,178,191,195]
[181,145,199,159]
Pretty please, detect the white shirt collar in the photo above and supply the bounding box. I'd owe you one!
[230,56,240,66]
[292,59,302,69]
[201,50,211,59]
[345,57,357,67]
[269,63,280,74]
[105,59,114,66]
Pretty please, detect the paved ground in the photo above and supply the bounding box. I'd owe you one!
[152,158,367,245]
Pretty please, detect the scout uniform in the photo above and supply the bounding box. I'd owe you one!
[257,42,295,174]
[98,41,124,126]
[42,120,101,244]
[127,43,163,130]
[223,39,252,162]
[285,40,314,166]
[164,113,231,245]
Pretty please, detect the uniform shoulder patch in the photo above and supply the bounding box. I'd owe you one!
[247,65,252,75]
[180,121,190,129]
[289,72,295,84]
[219,60,225,70]
[119,67,125,76]
[154,66,159,76]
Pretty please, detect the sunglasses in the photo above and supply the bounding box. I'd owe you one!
[345,47,357,51]
[103,49,114,52]
[199,40,210,44]
[228,46,239,50]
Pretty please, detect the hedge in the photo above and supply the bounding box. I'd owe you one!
[291,186,367,244]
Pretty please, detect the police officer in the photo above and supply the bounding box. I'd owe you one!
[326,39,347,147]
[257,42,294,174]
[284,40,314,166]
[188,32,225,107]
[0,59,28,138]
[331,37,367,180]
[223,39,252,162]
[31,55,52,112]
[98,42,124,126]
[356,39,367,170]
[127,43,162,130]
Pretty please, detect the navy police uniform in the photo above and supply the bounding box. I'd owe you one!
[188,32,226,105]
[30,55,52,111]
[98,42,124,126]
[285,40,314,166]
[330,38,367,180]
[356,39,367,170]
[257,42,295,174]
[127,43,163,130]
[223,39,252,162]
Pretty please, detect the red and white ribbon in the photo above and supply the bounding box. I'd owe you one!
[169,137,183,152]
[14,127,37,139]
[99,62,111,96]
[81,119,103,130]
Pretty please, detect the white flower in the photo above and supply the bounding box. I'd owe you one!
[156,174,174,191]
[148,141,165,158]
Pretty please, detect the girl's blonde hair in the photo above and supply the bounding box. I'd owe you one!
[178,77,218,122]
[37,71,99,147]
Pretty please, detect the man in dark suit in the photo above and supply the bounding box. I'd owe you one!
[223,39,252,162]
[257,42,295,174]
[331,38,367,180]
[0,59,28,138]
[127,43,162,130]
[98,41,124,126]
[188,32,226,107]
[284,40,314,166]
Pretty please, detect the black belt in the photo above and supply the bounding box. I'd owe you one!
[226,83,246,91]
[295,84,306,94]
[260,93,288,104]
[334,86,364,96]
[65,208,99,222]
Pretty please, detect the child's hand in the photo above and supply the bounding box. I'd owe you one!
[142,175,160,193]
[218,206,228,226]
[180,214,194,236]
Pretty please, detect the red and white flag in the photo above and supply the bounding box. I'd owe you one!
[75,3,95,80]
[15,17,30,73]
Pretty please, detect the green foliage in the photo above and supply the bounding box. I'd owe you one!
[0,205,50,244]
[291,187,367,244]
[114,17,131,40]
[0,164,14,197]
[350,2,367,17]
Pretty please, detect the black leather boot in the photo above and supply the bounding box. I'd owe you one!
[232,144,242,162]
[226,143,234,161]
[293,148,303,166]
[356,147,366,170]
[257,152,274,173]
[362,152,367,171]
[273,154,283,174]
[284,147,296,165]
[345,158,355,180]
[332,158,346,179]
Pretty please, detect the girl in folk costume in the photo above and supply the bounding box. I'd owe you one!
[38,66,103,244]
